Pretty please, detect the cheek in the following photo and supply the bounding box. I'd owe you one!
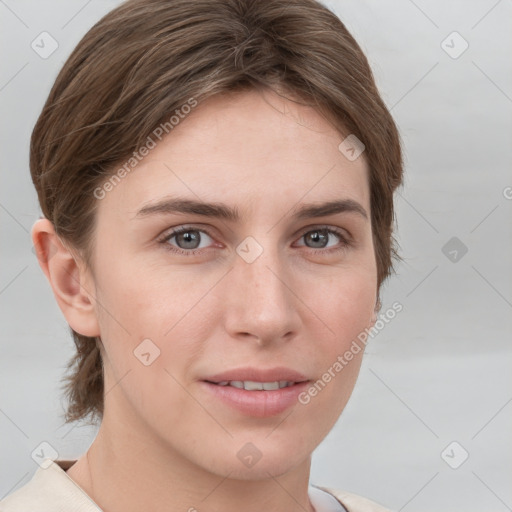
[93,265,206,423]
[299,266,375,403]
[93,260,218,381]
[308,265,376,343]
[95,254,210,332]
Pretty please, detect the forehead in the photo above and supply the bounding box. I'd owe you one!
[99,88,370,218]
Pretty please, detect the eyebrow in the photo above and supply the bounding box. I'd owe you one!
[134,197,368,222]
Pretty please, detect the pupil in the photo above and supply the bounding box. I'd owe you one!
[178,231,199,249]
[307,230,327,248]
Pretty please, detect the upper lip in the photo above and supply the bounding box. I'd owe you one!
[203,366,309,383]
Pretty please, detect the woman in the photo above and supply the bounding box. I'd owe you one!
[1,0,403,510]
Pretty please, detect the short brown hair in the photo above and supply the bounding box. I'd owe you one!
[30,0,403,425]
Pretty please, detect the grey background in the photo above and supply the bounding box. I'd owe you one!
[1,1,511,510]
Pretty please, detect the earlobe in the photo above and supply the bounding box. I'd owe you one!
[31,218,100,338]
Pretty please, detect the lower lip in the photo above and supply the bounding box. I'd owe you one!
[200,381,310,417]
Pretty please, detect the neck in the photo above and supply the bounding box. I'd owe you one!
[67,403,315,512]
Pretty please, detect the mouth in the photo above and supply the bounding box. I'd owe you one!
[204,380,302,391]
[200,373,311,417]
[200,367,311,416]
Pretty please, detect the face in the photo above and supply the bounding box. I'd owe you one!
[86,88,377,479]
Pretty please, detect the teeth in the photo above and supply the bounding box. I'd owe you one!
[214,380,295,390]
[243,381,263,390]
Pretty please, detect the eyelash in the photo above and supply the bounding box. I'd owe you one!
[157,225,352,257]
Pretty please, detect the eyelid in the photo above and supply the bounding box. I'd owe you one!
[156,224,216,242]
[295,223,352,241]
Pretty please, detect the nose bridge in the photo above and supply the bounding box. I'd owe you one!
[237,237,287,306]
[225,235,299,341]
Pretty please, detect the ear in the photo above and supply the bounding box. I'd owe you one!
[31,218,100,338]
[369,297,381,329]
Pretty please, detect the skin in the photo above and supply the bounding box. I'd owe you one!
[33,88,378,512]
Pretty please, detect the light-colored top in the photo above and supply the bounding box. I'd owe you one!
[0,459,393,512]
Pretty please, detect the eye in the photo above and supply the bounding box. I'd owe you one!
[295,227,350,253]
[158,226,215,256]
[157,225,351,257]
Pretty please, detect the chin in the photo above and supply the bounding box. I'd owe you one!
[215,453,309,481]
[196,435,313,480]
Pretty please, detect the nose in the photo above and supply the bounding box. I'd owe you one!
[223,242,301,346]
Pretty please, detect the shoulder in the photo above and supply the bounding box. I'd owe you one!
[0,459,101,512]
[317,485,394,512]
